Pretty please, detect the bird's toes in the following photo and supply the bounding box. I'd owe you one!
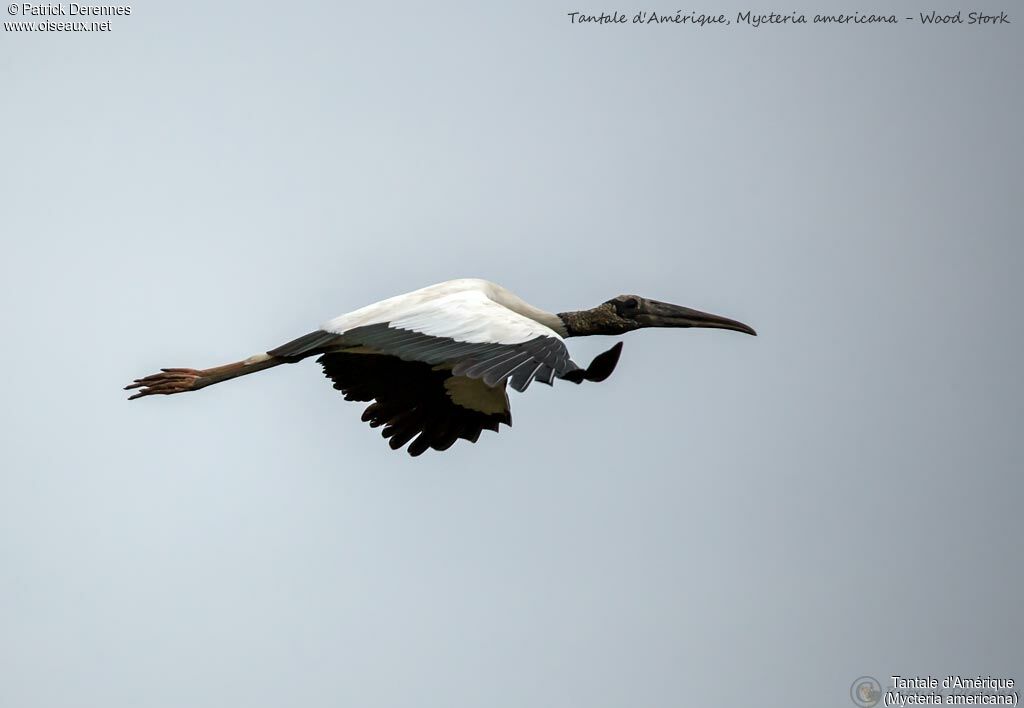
[124,369,200,399]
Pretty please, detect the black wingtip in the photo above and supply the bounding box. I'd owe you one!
[560,342,624,385]
[584,341,623,382]
[562,370,586,384]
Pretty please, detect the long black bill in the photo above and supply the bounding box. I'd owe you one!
[637,301,757,336]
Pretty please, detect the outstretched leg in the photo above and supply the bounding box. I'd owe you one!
[124,354,283,400]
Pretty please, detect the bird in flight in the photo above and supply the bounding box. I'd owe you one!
[126,279,755,456]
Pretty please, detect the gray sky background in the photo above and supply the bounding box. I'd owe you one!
[2,2,1021,707]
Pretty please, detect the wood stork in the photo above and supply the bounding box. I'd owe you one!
[125,279,755,456]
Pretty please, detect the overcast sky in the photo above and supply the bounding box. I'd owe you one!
[1,2,1021,707]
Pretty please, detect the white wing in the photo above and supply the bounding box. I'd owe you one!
[320,280,565,343]
[269,280,620,392]
[324,289,561,345]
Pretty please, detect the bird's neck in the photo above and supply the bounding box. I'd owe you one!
[557,305,636,337]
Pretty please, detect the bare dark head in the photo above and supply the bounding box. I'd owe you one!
[559,294,757,338]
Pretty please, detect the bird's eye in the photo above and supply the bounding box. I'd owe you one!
[621,298,640,314]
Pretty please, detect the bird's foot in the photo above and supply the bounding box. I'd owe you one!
[124,368,204,400]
